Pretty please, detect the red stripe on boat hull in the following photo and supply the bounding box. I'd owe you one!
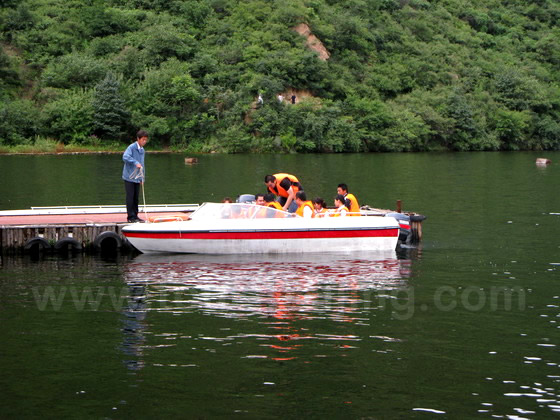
[124,228,398,240]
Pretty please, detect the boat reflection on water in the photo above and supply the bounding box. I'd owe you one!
[123,251,412,319]
[120,250,414,368]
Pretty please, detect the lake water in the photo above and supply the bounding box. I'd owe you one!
[1,152,559,418]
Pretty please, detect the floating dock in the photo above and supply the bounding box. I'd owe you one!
[0,202,425,254]
[0,204,197,254]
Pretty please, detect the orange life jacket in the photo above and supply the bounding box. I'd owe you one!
[345,193,361,216]
[266,201,286,218]
[268,173,301,198]
[247,205,269,219]
[331,205,349,217]
[314,208,328,218]
[267,202,283,210]
[296,201,314,217]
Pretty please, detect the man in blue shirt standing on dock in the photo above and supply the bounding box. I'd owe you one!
[122,130,148,223]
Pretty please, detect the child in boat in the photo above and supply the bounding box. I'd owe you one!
[312,197,328,217]
[331,194,349,217]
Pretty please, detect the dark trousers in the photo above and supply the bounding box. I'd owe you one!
[124,180,140,220]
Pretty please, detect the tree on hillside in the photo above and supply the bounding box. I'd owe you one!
[0,49,21,97]
[1,0,560,151]
[91,73,130,141]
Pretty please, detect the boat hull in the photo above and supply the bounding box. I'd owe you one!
[123,216,400,254]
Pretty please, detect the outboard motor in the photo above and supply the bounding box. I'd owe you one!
[237,194,255,203]
[385,212,412,244]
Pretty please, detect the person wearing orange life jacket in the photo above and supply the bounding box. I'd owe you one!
[312,197,328,218]
[337,183,360,216]
[264,193,283,210]
[295,191,314,218]
[264,173,302,213]
[263,193,285,218]
[331,194,349,217]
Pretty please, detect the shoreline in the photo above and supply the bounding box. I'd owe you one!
[0,150,180,155]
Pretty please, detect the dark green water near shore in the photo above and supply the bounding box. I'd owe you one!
[1,152,559,418]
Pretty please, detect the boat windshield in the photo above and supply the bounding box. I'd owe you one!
[189,202,294,220]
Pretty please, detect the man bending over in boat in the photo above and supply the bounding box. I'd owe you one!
[264,173,302,213]
[337,183,360,216]
[295,191,314,218]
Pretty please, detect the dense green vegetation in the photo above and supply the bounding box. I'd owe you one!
[1,0,559,152]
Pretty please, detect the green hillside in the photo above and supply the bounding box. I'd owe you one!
[1,0,559,152]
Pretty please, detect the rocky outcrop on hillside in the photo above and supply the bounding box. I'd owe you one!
[292,23,330,61]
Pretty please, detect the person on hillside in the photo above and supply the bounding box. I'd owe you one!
[264,173,302,213]
[295,191,313,218]
[291,94,296,104]
[312,197,328,218]
[337,183,360,216]
[122,130,148,223]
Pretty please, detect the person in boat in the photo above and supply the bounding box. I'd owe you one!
[312,197,328,218]
[254,193,266,206]
[219,197,234,218]
[295,191,314,218]
[337,183,360,216]
[331,194,349,217]
[249,193,269,218]
[264,193,282,210]
[122,130,148,223]
[262,193,286,218]
[264,173,302,213]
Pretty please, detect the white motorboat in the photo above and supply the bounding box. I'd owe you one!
[122,202,400,254]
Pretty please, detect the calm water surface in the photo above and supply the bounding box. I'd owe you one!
[1,152,559,418]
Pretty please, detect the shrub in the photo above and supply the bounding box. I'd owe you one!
[0,49,21,96]
[490,108,531,150]
[135,23,195,66]
[40,89,94,144]
[218,124,253,153]
[42,53,109,89]
[0,99,40,145]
